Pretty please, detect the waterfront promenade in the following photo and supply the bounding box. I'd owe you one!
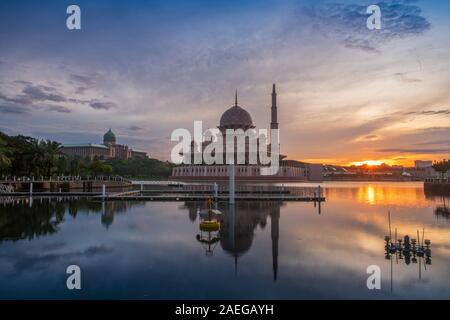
[0,175,132,193]
[0,178,325,202]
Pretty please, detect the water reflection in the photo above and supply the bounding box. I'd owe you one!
[182,201,283,281]
[0,198,145,242]
[0,183,450,299]
[424,188,450,222]
[324,182,427,207]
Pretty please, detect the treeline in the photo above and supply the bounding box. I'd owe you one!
[0,131,174,179]
[433,159,450,178]
[104,158,174,180]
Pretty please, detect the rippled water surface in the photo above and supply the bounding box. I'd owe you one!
[0,182,449,299]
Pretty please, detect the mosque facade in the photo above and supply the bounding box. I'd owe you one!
[60,129,148,161]
[170,84,323,181]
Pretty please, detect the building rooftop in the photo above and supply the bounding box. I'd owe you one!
[132,149,147,154]
[61,143,110,149]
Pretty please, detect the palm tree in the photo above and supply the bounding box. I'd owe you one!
[25,140,46,177]
[42,140,61,176]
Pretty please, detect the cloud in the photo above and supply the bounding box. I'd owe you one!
[128,125,142,131]
[22,84,67,103]
[0,92,33,105]
[0,104,27,114]
[70,73,94,86]
[378,148,449,154]
[46,105,71,113]
[13,80,32,86]
[89,100,116,110]
[354,134,380,142]
[406,109,450,116]
[75,86,88,94]
[414,139,450,146]
[307,0,431,52]
[421,127,450,132]
[1,80,118,113]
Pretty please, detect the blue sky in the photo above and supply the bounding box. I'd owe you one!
[0,0,449,165]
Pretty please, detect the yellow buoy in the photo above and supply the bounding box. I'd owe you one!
[200,220,220,232]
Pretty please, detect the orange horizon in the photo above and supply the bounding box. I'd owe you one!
[299,156,445,167]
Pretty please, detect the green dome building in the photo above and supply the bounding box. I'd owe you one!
[103,128,116,146]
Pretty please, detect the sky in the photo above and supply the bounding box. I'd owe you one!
[0,0,449,166]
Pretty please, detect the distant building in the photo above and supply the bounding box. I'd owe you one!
[60,129,148,160]
[170,84,323,181]
[415,160,433,168]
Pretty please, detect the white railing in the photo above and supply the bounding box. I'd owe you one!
[0,175,131,183]
[0,184,14,194]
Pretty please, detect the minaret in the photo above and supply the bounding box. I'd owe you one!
[270,84,278,130]
[270,207,280,282]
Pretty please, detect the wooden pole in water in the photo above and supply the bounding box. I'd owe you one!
[388,211,392,240]
[417,229,420,247]
[422,228,425,247]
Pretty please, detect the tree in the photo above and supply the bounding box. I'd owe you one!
[56,156,68,175]
[25,139,46,177]
[433,159,450,179]
[41,140,61,176]
[0,136,12,174]
[89,160,112,176]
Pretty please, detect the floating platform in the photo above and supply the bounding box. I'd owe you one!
[98,194,325,202]
[1,184,325,202]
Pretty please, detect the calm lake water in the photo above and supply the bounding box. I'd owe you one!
[0,182,449,299]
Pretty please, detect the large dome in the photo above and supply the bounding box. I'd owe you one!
[219,105,254,130]
[103,128,116,145]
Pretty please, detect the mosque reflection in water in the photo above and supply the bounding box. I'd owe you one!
[183,201,282,281]
[0,185,448,288]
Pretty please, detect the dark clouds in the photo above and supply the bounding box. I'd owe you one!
[89,100,117,110]
[307,0,431,52]
[22,84,67,103]
[0,104,27,114]
[0,80,117,113]
[46,105,71,113]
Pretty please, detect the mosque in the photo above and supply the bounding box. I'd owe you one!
[170,84,323,181]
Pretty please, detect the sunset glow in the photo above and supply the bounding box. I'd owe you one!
[349,160,386,167]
